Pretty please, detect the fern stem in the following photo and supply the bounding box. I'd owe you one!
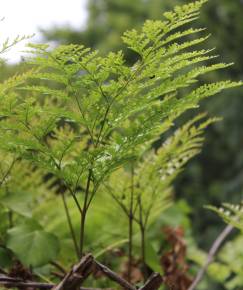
[74,93,94,144]
[140,224,147,281]
[79,211,86,258]
[128,214,133,282]
[80,169,92,257]
[128,163,134,282]
[61,192,79,259]
[138,197,148,281]
[70,190,83,215]
[95,105,110,147]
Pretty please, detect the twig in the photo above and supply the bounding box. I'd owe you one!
[94,260,136,290]
[0,276,110,290]
[139,273,163,290]
[0,254,163,290]
[50,261,67,274]
[188,224,234,290]
[53,254,94,290]
[0,281,53,289]
[0,275,53,288]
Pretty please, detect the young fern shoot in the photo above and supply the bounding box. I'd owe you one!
[106,114,218,278]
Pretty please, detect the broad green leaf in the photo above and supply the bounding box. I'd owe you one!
[6,222,60,267]
[0,191,32,217]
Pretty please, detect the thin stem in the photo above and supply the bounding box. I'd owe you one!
[128,214,133,282]
[106,184,129,216]
[140,225,147,280]
[56,159,83,215]
[74,93,94,144]
[95,57,146,147]
[61,192,80,259]
[94,260,136,290]
[0,280,53,289]
[86,178,99,210]
[69,188,83,215]
[80,169,92,257]
[138,197,148,281]
[128,163,135,282]
[79,211,86,258]
[188,224,233,290]
[144,186,159,229]
[50,261,67,275]
[95,105,110,147]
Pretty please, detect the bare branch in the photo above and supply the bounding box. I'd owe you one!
[94,260,136,290]
[139,273,163,290]
[0,275,53,288]
[188,224,234,290]
[0,254,164,290]
[53,254,94,290]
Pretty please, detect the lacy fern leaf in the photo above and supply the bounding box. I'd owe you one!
[0,0,241,259]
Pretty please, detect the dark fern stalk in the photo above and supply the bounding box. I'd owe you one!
[128,163,135,282]
[137,197,147,280]
[79,169,92,257]
[61,192,79,259]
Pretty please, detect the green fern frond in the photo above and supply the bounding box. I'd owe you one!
[208,203,243,231]
[0,0,241,261]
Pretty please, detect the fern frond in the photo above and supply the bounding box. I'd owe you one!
[208,203,243,231]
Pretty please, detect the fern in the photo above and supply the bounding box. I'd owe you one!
[0,0,241,266]
[209,203,243,232]
[105,114,217,275]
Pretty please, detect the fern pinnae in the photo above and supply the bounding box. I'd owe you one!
[0,0,241,262]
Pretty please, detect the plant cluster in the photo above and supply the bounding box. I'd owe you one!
[0,1,241,288]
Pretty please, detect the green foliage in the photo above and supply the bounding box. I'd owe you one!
[0,20,32,57]
[43,0,243,263]
[0,157,52,218]
[218,235,243,289]
[0,0,241,286]
[105,114,219,275]
[0,156,59,268]
[209,202,243,232]
[107,116,215,229]
[6,221,60,267]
